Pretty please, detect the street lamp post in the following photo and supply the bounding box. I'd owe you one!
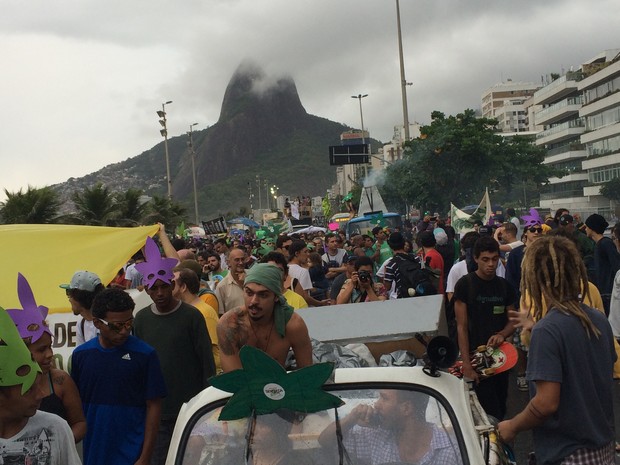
[270,185,279,211]
[187,122,199,223]
[157,101,173,199]
[396,0,411,143]
[351,94,368,179]
[351,94,368,145]
[256,175,262,210]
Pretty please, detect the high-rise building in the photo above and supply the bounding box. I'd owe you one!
[579,49,620,218]
[481,80,541,133]
[376,123,422,170]
[535,49,620,218]
[534,69,587,213]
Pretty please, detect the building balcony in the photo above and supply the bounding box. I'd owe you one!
[582,152,620,170]
[548,172,589,184]
[546,142,585,157]
[535,97,582,126]
[533,72,583,106]
[539,196,592,212]
[580,91,620,117]
[583,185,602,197]
[539,190,585,201]
[581,121,620,145]
[544,149,587,166]
[536,118,585,145]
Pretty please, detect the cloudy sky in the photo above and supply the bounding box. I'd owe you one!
[0,0,617,201]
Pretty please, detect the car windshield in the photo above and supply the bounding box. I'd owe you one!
[178,386,465,465]
[347,216,402,237]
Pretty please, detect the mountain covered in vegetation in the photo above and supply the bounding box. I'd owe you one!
[53,61,367,218]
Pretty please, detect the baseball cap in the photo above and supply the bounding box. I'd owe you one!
[59,271,102,292]
[558,214,574,226]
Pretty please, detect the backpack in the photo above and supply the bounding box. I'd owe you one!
[393,254,439,298]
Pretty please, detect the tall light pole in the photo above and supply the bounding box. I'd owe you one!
[187,122,199,223]
[157,100,173,199]
[270,185,279,211]
[256,175,262,210]
[351,94,368,145]
[396,0,410,142]
[351,93,368,179]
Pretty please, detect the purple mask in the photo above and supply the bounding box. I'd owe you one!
[7,273,52,344]
[521,208,542,229]
[135,236,177,288]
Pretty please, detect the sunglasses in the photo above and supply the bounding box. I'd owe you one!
[527,227,543,234]
[97,317,134,332]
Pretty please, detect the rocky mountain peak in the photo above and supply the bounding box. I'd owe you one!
[218,60,306,123]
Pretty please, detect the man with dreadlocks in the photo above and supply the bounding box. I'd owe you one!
[498,236,617,465]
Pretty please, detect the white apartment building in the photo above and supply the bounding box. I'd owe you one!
[534,69,588,213]
[481,80,541,133]
[579,50,620,218]
[377,123,421,170]
[536,49,620,218]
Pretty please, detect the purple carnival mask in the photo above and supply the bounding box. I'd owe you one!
[135,236,177,288]
[521,208,542,228]
[7,273,52,344]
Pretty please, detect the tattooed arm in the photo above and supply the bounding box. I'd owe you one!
[216,307,250,372]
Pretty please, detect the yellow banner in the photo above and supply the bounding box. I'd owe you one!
[0,224,159,314]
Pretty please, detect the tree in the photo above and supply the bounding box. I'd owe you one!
[142,195,188,231]
[113,188,149,226]
[600,177,620,202]
[384,109,561,213]
[69,183,119,226]
[0,186,61,224]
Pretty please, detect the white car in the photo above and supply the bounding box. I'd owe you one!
[166,363,514,464]
[166,297,515,465]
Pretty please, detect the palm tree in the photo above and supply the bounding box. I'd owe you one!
[0,186,61,224]
[113,188,149,226]
[142,195,188,231]
[70,183,119,226]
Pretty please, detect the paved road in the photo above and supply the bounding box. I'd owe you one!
[504,371,620,464]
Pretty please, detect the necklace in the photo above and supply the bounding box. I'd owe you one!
[250,319,275,353]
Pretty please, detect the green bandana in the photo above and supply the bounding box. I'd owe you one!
[244,263,293,338]
[0,307,42,394]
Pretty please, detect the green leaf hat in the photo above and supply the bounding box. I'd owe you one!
[210,346,343,421]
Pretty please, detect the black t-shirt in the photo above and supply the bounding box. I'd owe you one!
[453,272,515,351]
[593,236,620,295]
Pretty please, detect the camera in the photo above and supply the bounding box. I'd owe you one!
[357,270,371,283]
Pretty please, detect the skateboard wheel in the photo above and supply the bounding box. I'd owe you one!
[483,368,496,376]
[476,345,487,353]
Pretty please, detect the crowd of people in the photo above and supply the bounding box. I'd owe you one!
[1,205,619,464]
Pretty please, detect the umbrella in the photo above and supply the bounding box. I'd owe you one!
[293,225,327,234]
[227,217,260,228]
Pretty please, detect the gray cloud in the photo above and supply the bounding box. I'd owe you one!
[0,0,618,199]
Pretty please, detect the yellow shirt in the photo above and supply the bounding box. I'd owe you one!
[284,289,308,310]
[521,282,620,378]
[199,292,219,315]
[192,299,221,373]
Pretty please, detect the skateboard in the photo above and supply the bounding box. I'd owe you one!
[449,342,518,379]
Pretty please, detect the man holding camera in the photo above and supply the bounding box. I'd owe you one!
[336,256,386,304]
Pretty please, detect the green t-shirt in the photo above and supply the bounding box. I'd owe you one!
[373,241,393,267]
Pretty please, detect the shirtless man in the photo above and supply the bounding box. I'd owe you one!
[216,263,313,372]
